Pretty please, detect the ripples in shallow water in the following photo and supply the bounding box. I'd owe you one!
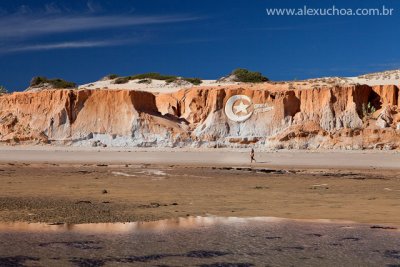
[0,216,399,266]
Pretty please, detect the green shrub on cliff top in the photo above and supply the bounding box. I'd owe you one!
[183,78,202,85]
[105,74,119,79]
[113,76,130,84]
[0,85,7,94]
[48,79,76,88]
[130,72,177,81]
[232,68,269,83]
[30,76,47,86]
[30,76,76,88]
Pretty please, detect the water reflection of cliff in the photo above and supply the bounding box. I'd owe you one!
[0,216,287,234]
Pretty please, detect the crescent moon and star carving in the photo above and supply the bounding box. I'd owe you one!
[224,95,274,123]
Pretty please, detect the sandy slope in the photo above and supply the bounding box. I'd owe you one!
[350,69,400,86]
[77,70,400,93]
[79,79,238,93]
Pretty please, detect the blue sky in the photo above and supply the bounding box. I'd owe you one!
[1,0,400,91]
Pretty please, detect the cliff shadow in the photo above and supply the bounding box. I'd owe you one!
[368,90,382,111]
[130,91,189,125]
[283,91,301,117]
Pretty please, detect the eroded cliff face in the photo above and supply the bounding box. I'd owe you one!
[0,84,399,149]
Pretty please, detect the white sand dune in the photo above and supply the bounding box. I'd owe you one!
[77,69,400,93]
[79,78,238,93]
[348,69,400,86]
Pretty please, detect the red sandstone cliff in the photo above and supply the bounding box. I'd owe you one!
[0,84,399,149]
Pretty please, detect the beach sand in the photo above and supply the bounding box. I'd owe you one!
[0,147,399,169]
[0,148,399,225]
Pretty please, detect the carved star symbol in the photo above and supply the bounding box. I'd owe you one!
[233,101,249,115]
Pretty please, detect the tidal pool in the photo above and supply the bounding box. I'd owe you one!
[0,216,399,266]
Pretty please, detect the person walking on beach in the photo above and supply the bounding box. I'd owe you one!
[49,117,54,138]
[250,148,256,163]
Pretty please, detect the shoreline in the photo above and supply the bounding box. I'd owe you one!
[0,147,399,170]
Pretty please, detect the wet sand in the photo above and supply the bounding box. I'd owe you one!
[1,149,400,266]
[0,162,399,225]
[0,216,399,267]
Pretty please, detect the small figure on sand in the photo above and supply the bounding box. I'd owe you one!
[49,117,54,138]
[250,148,256,163]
